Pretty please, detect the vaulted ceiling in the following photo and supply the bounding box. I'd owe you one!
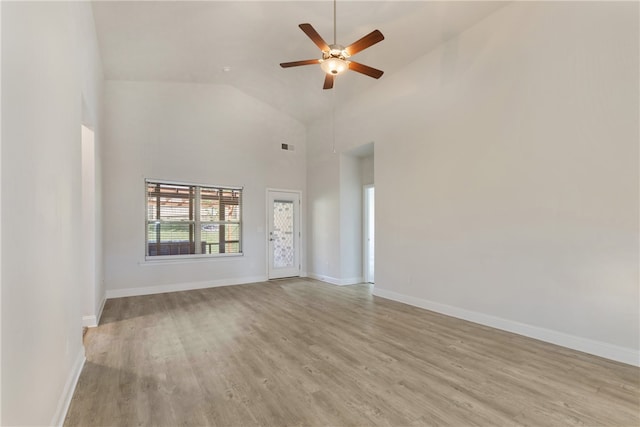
[92,1,506,124]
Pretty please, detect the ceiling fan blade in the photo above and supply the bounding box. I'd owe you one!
[349,61,384,79]
[345,30,384,56]
[280,59,321,68]
[299,23,330,52]
[323,74,335,90]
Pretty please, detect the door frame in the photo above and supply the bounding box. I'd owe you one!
[266,188,302,279]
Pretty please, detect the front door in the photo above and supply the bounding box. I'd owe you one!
[267,190,301,279]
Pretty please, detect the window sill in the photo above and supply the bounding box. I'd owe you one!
[140,253,244,266]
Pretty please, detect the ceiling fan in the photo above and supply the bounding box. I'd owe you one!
[279,1,385,90]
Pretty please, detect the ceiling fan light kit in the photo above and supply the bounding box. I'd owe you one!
[279,0,384,90]
[320,53,349,75]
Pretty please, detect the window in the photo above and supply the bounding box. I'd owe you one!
[146,180,242,259]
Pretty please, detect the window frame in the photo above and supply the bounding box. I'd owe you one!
[144,179,243,261]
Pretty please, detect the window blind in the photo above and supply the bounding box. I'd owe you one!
[146,180,242,258]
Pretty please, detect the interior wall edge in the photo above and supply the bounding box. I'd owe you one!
[373,287,640,367]
[96,294,106,325]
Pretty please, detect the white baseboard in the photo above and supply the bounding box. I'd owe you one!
[51,347,85,427]
[308,273,363,286]
[81,315,97,328]
[342,276,364,285]
[81,295,107,327]
[106,275,268,299]
[373,287,640,367]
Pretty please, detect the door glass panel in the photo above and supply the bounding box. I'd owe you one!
[273,200,295,268]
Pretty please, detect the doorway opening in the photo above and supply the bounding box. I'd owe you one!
[363,185,375,283]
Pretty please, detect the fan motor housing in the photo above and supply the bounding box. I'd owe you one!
[323,44,350,61]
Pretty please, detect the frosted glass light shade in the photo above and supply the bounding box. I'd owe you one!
[320,57,349,75]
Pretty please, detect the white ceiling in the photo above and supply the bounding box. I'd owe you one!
[92,1,507,124]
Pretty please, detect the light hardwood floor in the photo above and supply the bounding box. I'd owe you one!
[65,278,639,426]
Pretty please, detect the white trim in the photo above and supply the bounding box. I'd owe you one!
[82,315,97,328]
[266,187,303,194]
[309,273,363,286]
[50,347,85,427]
[81,295,106,327]
[143,252,243,263]
[106,275,268,299]
[373,287,640,367]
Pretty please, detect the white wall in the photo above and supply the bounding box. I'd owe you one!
[306,115,341,282]
[1,2,104,424]
[339,154,362,282]
[307,2,639,364]
[102,81,306,296]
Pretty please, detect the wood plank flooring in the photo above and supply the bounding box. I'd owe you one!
[65,278,640,426]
